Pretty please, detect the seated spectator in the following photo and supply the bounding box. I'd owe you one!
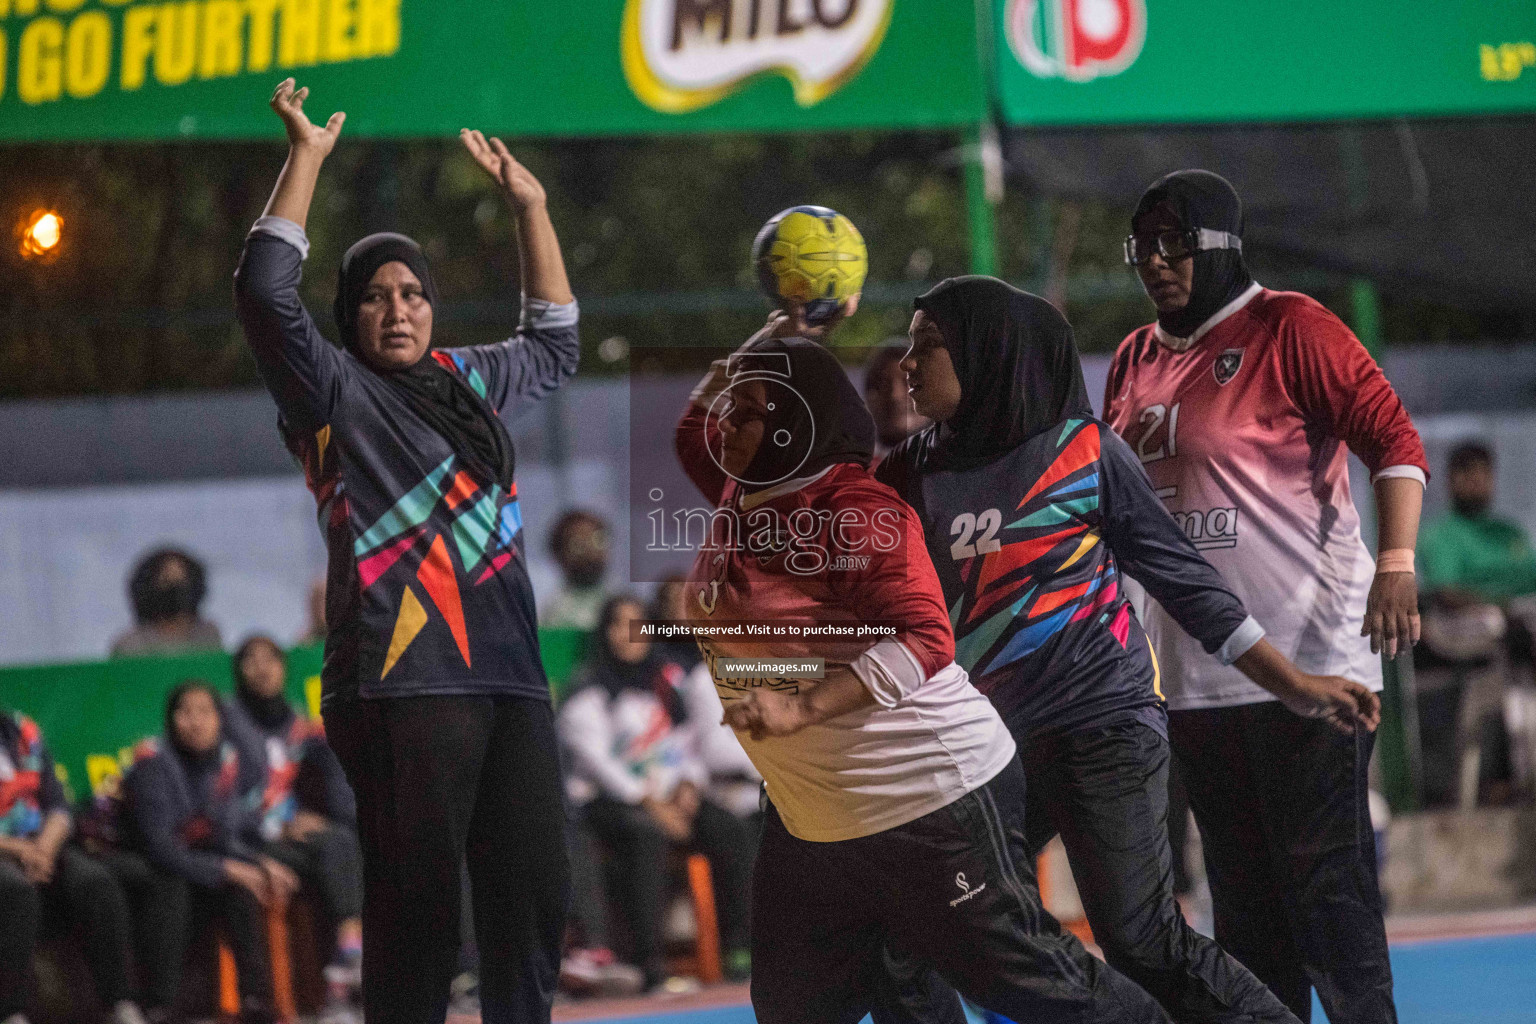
[74,765,173,1024]
[123,682,288,1024]
[557,818,644,1000]
[649,578,762,823]
[1420,442,1536,609]
[539,510,613,632]
[558,596,753,990]
[111,549,222,658]
[679,665,763,828]
[649,573,703,673]
[1417,441,1536,805]
[1,706,144,1024]
[863,338,930,461]
[222,637,363,998]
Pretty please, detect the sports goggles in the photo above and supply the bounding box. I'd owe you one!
[1123,228,1243,266]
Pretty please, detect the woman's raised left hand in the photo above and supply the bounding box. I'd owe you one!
[460,129,547,214]
[270,78,345,157]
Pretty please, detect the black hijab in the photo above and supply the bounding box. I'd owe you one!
[738,335,876,487]
[915,276,1092,472]
[1133,170,1254,340]
[649,581,703,672]
[165,680,223,772]
[335,233,515,492]
[585,596,688,724]
[233,636,294,732]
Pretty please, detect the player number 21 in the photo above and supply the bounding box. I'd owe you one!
[950,509,1002,560]
[1136,402,1181,464]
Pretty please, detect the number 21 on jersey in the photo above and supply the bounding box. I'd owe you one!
[1135,402,1181,465]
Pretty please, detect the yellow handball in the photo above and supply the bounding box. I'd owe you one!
[752,205,868,325]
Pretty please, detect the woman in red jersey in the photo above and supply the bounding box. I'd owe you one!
[1105,170,1427,1024]
[675,331,1173,1024]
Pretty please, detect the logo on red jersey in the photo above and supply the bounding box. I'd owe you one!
[1006,0,1146,82]
[1213,349,1244,386]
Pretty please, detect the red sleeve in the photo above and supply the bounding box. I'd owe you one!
[675,404,729,506]
[826,476,954,678]
[1277,299,1428,477]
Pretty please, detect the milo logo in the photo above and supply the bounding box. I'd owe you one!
[1005,0,1145,82]
[623,0,893,112]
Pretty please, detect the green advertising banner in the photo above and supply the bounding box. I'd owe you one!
[0,0,985,141]
[0,628,586,801]
[996,0,1536,125]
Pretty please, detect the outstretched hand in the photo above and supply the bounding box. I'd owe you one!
[764,295,860,343]
[1363,571,1420,660]
[460,129,547,214]
[723,688,811,741]
[1280,674,1382,736]
[269,78,345,156]
[1233,638,1381,737]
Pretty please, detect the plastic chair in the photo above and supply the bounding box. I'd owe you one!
[216,904,298,1020]
[1037,849,1093,944]
[685,853,723,983]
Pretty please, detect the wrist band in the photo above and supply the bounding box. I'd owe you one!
[1377,549,1415,574]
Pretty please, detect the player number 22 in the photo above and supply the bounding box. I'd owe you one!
[1136,402,1181,464]
[950,509,1002,560]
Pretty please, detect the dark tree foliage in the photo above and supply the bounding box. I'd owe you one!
[0,132,1520,399]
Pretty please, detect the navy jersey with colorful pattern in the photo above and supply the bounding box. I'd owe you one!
[235,220,578,707]
[878,418,1255,738]
[0,711,66,839]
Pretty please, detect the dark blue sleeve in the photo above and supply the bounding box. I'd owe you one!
[225,797,264,862]
[220,702,269,791]
[1097,425,1255,656]
[124,759,229,890]
[233,225,350,434]
[453,301,580,423]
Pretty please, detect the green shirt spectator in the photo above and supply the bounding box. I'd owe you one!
[1420,512,1536,602]
[1419,441,1536,604]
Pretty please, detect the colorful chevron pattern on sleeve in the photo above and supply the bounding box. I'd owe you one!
[949,420,1128,681]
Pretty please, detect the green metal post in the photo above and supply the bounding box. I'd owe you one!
[1378,656,1422,813]
[1350,277,1384,358]
[1348,268,1414,804]
[964,123,999,277]
[1340,126,1384,359]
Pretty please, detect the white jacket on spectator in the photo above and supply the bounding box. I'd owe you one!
[559,680,708,807]
[679,661,762,819]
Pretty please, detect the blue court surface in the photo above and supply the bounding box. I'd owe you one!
[1312,932,1536,1024]
[561,931,1536,1024]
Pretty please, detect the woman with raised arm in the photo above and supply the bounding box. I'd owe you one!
[676,331,1174,1024]
[233,80,578,1024]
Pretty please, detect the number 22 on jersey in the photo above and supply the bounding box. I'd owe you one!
[949,509,1003,560]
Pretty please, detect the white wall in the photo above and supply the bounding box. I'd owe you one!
[0,476,326,665]
[0,460,627,667]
